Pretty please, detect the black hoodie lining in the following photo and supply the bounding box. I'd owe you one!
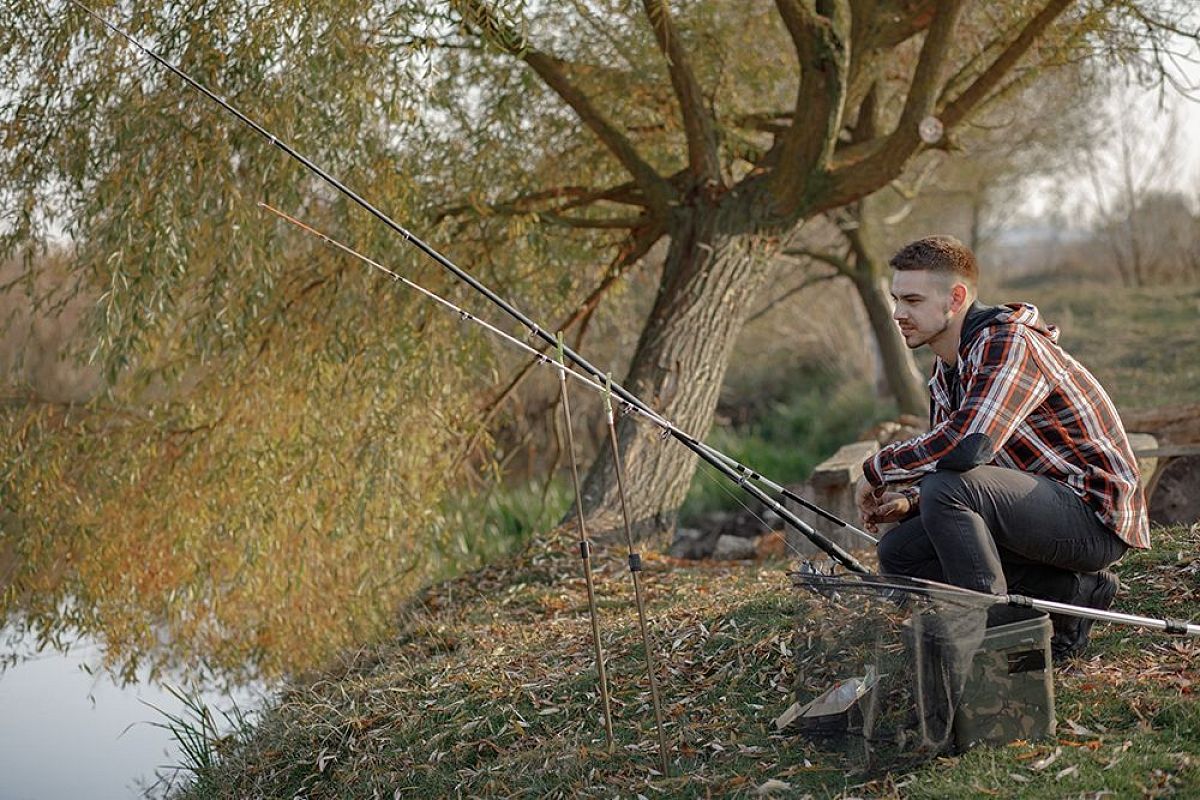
[946,301,1007,411]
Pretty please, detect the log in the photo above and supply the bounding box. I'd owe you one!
[1147,455,1200,526]
[1122,403,1200,443]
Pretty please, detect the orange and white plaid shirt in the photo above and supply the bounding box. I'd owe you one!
[862,303,1150,549]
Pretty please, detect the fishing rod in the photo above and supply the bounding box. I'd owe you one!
[554,334,615,753]
[603,375,671,774]
[67,0,872,573]
[792,571,1200,636]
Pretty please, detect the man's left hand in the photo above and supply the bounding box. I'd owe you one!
[866,491,911,532]
[856,477,911,533]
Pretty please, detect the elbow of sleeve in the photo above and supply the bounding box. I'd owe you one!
[936,431,995,472]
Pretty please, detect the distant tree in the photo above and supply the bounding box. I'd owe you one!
[1081,83,1185,286]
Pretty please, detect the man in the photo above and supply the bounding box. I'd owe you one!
[855,235,1149,662]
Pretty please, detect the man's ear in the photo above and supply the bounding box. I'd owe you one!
[950,282,969,313]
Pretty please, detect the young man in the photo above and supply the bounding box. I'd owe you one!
[855,235,1149,661]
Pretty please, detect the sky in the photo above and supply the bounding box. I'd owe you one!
[1022,36,1200,221]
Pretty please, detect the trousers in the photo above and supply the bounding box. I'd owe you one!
[877,466,1128,600]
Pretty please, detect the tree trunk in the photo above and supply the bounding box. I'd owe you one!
[577,193,775,541]
[849,271,927,418]
[842,201,927,418]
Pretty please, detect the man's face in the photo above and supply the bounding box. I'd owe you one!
[890,269,958,349]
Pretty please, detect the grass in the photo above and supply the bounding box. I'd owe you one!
[167,524,1199,799]
[997,276,1200,411]
[164,273,1200,797]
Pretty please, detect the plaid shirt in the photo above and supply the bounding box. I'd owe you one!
[863,303,1150,549]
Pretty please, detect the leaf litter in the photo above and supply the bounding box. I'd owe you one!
[174,524,1200,798]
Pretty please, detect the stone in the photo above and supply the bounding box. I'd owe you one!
[668,528,711,560]
[713,534,758,561]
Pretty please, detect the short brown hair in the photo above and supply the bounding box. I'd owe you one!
[889,235,978,287]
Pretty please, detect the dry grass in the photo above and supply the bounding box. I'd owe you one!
[170,523,1200,799]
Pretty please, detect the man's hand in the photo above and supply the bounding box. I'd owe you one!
[855,476,880,524]
[855,477,912,533]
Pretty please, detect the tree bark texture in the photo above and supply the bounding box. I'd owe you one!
[843,198,928,418]
[578,192,777,540]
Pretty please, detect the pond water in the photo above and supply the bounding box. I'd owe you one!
[0,629,263,800]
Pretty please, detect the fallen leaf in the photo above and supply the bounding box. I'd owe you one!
[755,779,792,795]
[1030,747,1061,771]
[1056,765,1079,781]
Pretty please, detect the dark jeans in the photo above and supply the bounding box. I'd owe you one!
[878,466,1128,601]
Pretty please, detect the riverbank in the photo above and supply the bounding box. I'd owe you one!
[172,523,1199,798]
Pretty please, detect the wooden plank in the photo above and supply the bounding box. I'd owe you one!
[1132,444,1200,458]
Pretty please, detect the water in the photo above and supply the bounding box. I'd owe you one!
[0,630,263,800]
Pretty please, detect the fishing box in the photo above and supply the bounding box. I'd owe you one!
[952,605,1056,749]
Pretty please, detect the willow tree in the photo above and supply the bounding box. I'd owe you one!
[0,2,550,680]
[442,0,1195,536]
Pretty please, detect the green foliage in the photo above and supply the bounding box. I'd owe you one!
[680,375,895,522]
[144,684,258,798]
[437,478,572,571]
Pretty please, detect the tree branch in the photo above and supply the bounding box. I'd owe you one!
[939,0,1074,129]
[434,186,593,223]
[842,1,938,123]
[452,0,676,214]
[458,221,665,461]
[782,247,851,274]
[732,110,794,133]
[538,212,646,230]
[819,0,967,209]
[640,0,721,182]
[770,0,852,206]
[434,181,653,225]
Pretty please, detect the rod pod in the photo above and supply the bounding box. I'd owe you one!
[555,334,615,752]
[603,376,671,776]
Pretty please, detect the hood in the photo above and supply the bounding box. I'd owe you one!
[959,301,1059,354]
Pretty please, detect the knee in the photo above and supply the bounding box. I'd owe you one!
[876,521,921,576]
[918,469,971,507]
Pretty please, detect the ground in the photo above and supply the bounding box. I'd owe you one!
[176,523,1199,799]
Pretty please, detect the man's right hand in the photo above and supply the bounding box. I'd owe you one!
[855,476,880,525]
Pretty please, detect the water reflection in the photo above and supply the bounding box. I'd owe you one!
[0,628,263,800]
